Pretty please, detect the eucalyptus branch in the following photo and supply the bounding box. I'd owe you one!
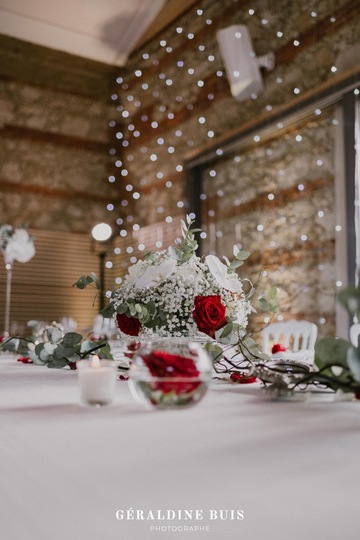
[79,341,107,358]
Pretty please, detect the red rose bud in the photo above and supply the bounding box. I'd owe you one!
[142,350,201,395]
[193,295,227,338]
[68,361,77,370]
[116,313,141,336]
[17,356,33,364]
[125,341,141,359]
[230,372,257,384]
[271,343,286,354]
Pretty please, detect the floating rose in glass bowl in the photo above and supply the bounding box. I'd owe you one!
[128,338,212,410]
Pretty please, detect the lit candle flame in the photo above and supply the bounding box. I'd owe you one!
[91,355,101,368]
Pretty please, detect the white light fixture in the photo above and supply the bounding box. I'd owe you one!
[91,223,112,242]
[217,25,275,101]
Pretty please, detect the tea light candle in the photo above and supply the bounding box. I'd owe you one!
[77,356,117,406]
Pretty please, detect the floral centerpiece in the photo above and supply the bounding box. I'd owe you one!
[75,216,277,372]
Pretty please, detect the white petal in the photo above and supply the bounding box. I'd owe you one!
[134,258,176,288]
[205,254,242,293]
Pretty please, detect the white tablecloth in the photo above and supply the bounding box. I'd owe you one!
[1,355,360,540]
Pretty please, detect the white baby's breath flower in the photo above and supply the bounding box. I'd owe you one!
[175,262,200,283]
[205,254,243,293]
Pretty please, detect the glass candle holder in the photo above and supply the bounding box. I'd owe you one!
[77,357,117,407]
[128,338,212,410]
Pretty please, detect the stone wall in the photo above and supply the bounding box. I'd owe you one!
[0,37,118,232]
[0,36,118,329]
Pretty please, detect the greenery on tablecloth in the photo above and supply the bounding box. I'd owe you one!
[1,320,112,369]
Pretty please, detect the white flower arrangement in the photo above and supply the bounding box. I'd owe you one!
[0,224,35,265]
[74,216,277,370]
[105,216,254,341]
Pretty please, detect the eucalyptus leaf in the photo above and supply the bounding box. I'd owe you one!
[47,358,67,369]
[44,342,56,354]
[45,327,57,344]
[337,286,360,318]
[39,347,51,362]
[54,344,73,358]
[236,250,250,261]
[315,337,350,377]
[267,286,278,300]
[116,303,129,315]
[258,298,271,311]
[73,275,94,289]
[101,301,116,318]
[204,342,224,364]
[229,259,244,269]
[146,300,156,316]
[62,332,83,346]
[219,323,234,339]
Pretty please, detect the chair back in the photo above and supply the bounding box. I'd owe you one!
[262,320,318,354]
[350,323,360,347]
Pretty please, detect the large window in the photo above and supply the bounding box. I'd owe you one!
[186,77,360,338]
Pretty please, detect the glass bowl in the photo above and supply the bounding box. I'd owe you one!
[128,338,212,410]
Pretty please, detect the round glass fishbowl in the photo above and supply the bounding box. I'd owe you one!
[128,338,213,410]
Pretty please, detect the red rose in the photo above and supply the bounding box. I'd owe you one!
[116,313,141,336]
[230,372,257,384]
[193,295,227,338]
[142,350,201,395]
[271,343,286,354]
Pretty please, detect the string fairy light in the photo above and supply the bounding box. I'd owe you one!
[100,0,346,338]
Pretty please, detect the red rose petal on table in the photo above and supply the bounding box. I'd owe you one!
[271,343,286,354]
[230,372,257,384]
[17,356,33,364]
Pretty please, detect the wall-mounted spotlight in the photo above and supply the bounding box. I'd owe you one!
[217,25,275,101]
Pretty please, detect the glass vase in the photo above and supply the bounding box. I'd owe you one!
[128,338,212,410]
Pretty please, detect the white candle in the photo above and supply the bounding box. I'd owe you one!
[77,356,117,406]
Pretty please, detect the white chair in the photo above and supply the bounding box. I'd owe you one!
[261,320,318,362]
[350,323,360,347]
